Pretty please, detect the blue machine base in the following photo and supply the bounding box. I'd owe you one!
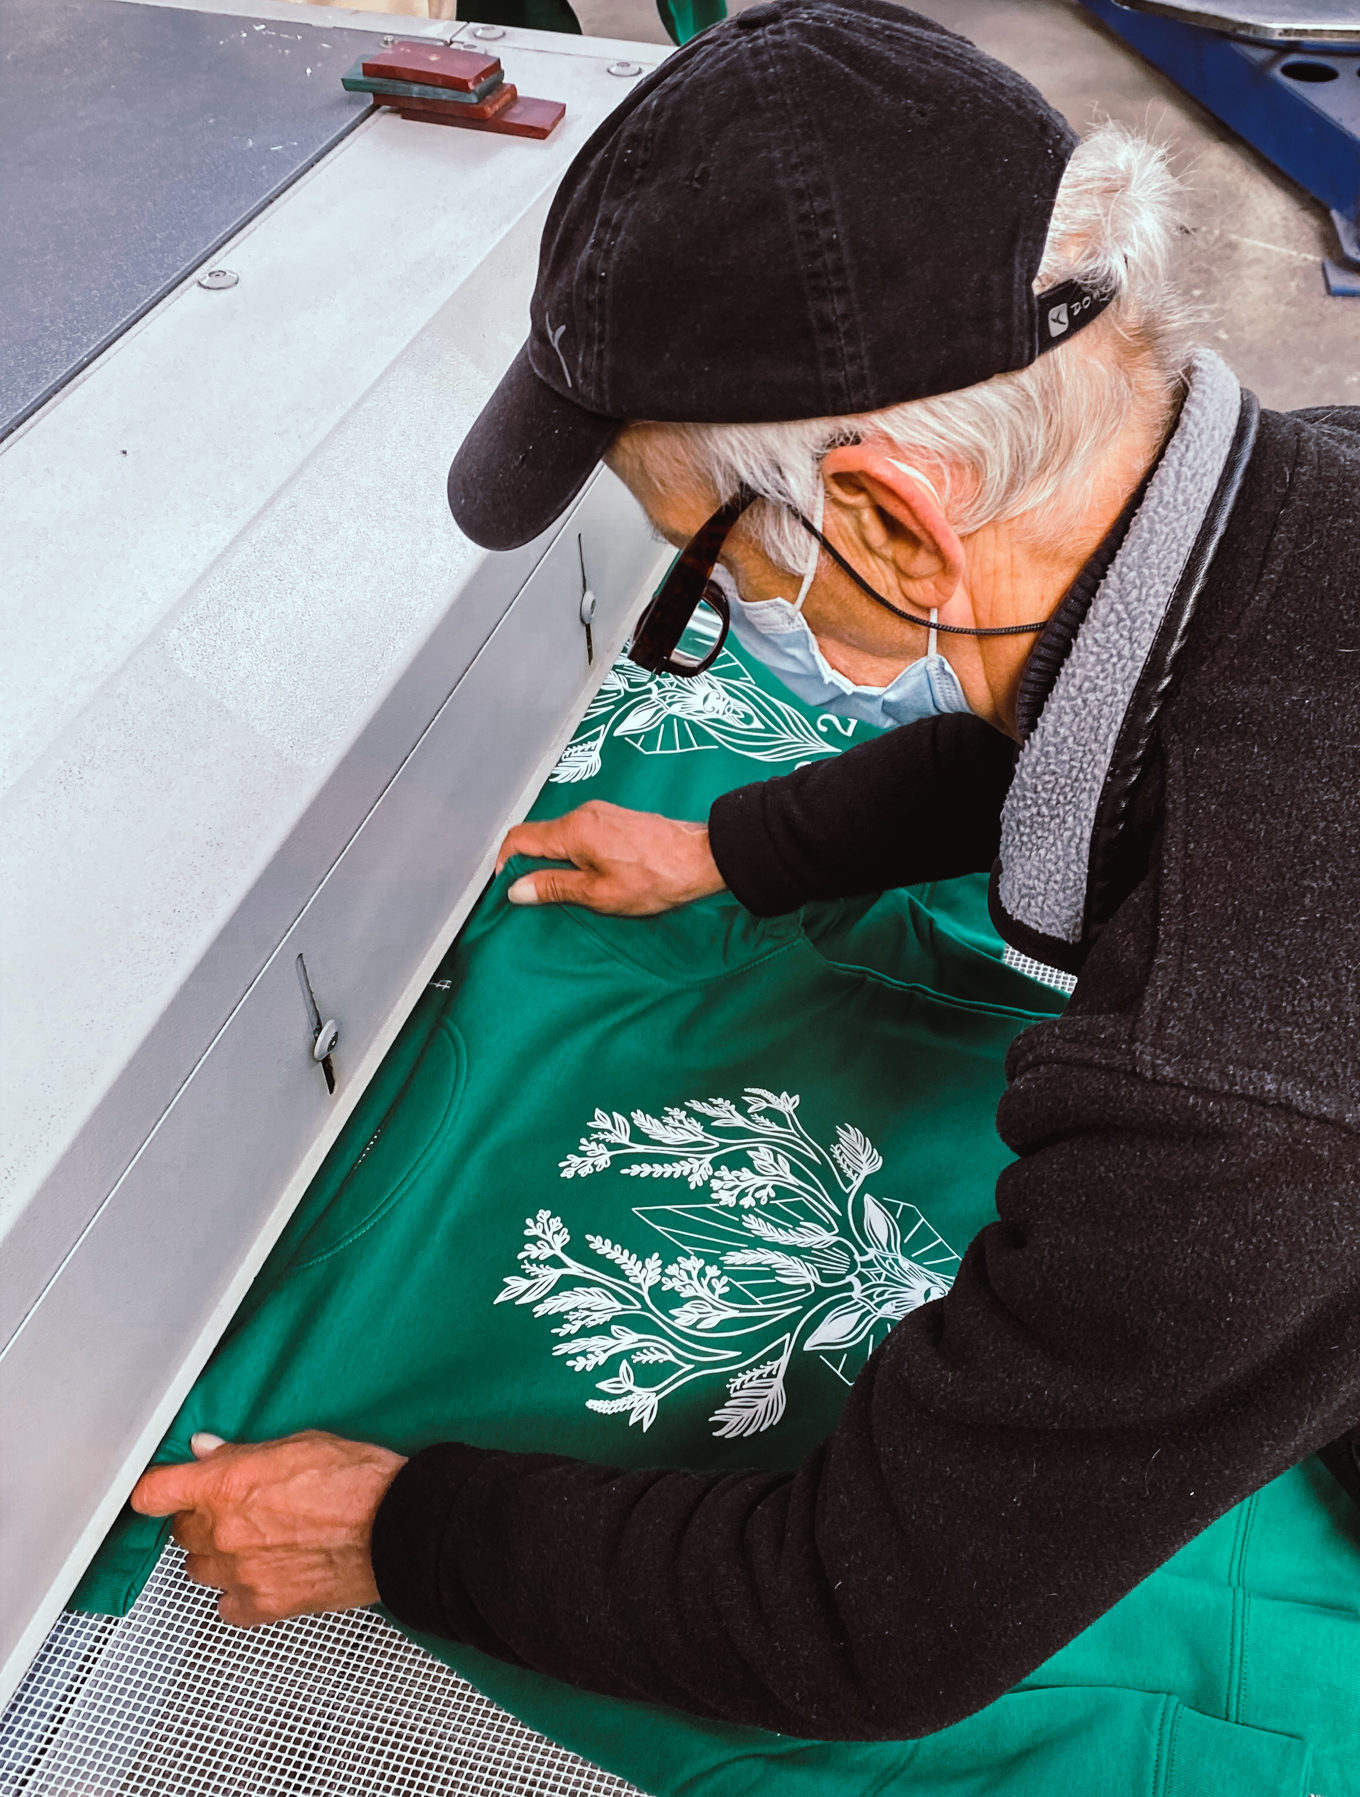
[1079,0,1360,246]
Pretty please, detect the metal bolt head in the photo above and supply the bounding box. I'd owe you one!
[607,59,642,76]
[313,1021,340,1062]
[197,269,239,291]
[381,34,395,46]
[470,23,505,38]
[579,588,598,626]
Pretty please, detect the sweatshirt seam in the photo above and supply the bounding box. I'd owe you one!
[808,953,1053,1022]
[553,900,809,988]
[1152,1691,1175,1797]
[1226,1492,1258,1725]
[288,1023,467,1273]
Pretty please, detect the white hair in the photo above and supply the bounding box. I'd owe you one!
[644,122,1191,570]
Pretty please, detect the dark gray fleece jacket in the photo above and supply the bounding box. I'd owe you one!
[371,355,1360,1739]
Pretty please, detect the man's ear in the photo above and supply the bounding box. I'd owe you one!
[820,441,966,612]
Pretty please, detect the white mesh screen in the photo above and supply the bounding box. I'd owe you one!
[1001,944,1078,996]
[1,1546,646,1797]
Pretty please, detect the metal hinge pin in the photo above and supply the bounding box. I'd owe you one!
[578,535,596,665]
[295,953,339,1094]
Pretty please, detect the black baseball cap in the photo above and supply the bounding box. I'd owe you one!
[449,0,1094,552]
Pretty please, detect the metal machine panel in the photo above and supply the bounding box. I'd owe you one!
[0,0,381,440]
[1,26,667,1340]
[0,469,665,1710]
[0,0,670,1708]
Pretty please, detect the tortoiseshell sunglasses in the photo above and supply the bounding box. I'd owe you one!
[627,485,758,678]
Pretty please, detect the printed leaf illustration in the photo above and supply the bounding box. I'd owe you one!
[804,1299,879,1352]
[500,1090,960,1439]
[860,1191,901,1253]
[709,1356,790,1440]
[833,1124,884,1187]
[548,648,862,786]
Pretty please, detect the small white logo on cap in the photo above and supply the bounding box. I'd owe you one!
[546,316,574,390]
[1048,303,1069,338]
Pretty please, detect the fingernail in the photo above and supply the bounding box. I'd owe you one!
[507,877,538,906]
[191,1432,226,1456]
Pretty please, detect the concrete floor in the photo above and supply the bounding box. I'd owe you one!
[572,0,1358,410]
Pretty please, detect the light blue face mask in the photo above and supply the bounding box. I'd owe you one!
[719,473,973,732]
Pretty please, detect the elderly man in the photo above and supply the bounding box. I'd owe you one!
[134,0,1360,1743]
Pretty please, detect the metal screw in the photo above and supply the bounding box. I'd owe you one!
[607,59,642,76]
[470,23,505,38]
[197,269,239,291]
[381,33,395,45]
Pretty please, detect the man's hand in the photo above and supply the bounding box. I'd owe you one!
[497,800,725,916]
[130,1430,407,1628]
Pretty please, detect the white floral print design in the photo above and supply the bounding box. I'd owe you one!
[497,1088,958,1438]
[549,650,862,784]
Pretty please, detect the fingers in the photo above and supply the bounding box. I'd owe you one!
[184,1549,269,1626]
[219,1591,272,1629]
[131,1460,216,1517]
[184,1551,232,1589]
[194,1546,380,1628]
[507,868,601,908]
[496,815,581,874]
[170,1508,219,1553]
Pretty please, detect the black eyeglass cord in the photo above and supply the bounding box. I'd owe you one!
[789,509,1051,639]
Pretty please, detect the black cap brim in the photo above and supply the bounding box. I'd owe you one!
[446,343,620,552]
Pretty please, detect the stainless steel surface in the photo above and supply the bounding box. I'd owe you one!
[195,268,240,290]
[0,1547,646,1797]
[1114,0,1360,42]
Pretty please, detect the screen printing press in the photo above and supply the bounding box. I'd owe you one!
[0,2,670,1785]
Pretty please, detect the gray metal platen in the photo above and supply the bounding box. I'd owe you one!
[0,0,383,440]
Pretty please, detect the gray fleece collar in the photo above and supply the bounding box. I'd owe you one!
[998,349,1244,947]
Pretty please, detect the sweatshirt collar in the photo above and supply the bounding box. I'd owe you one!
[1012,464,1158,744]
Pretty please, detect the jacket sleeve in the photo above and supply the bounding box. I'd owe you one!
[706,713,1016,916]
[370,983,1360,1738]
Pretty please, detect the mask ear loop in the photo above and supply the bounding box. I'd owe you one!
[792,478,826,613]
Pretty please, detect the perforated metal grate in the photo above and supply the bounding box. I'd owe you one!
[0,1546,646,1797]
[1001,944,1078,996]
